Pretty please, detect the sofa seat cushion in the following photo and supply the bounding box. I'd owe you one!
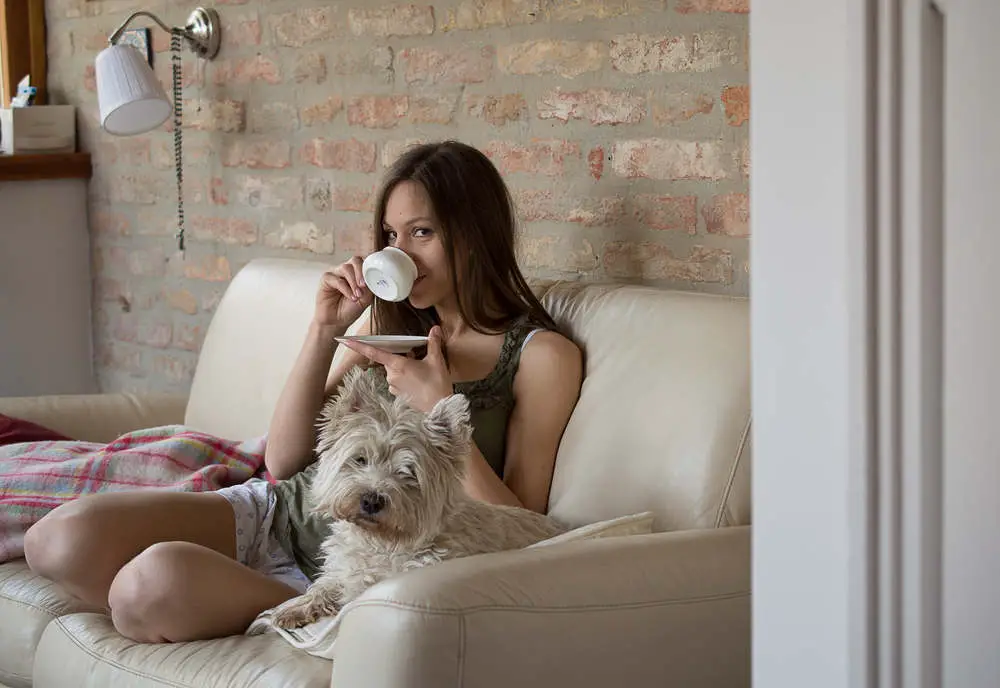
[0,560,101,688]
[33,613,332,688]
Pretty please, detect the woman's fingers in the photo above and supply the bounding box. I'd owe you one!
[347,256,366,299]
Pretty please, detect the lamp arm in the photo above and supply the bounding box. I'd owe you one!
[107,10,178,45]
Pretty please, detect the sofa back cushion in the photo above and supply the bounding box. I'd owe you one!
[539,281,750,532]
[186,259,750,531]
[185,259,329,442]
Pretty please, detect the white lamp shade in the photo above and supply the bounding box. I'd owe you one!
[95,44,172,136]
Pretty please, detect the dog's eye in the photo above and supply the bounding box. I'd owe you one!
[353,456,368,466]
[396,465,415,480]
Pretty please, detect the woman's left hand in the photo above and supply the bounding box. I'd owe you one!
[339,326,453,413]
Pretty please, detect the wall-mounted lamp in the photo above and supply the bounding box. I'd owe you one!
[94,8,221,250]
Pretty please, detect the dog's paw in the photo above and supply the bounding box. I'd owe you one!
[271,596,337,629]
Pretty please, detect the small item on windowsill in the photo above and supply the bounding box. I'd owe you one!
[0,104,76,155]
[10,76,37,108]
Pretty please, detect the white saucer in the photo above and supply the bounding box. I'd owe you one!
[334,335,429,354]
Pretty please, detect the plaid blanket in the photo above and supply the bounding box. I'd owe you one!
[0,425,270,563]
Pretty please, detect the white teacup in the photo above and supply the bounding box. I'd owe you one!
[362,247,418,302]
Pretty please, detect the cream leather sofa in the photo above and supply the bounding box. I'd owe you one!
[0,258,751,688]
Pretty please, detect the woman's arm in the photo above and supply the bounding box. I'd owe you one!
[475,331,583,513]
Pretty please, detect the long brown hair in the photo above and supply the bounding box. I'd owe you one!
[370,141,557,337]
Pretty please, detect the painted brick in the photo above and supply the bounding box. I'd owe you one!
[264,221,335,254]
[498,41,604,78]
[184,99,245,133]
[611,31,740,74]
[634,194,699,233]
[111,175,164,205]
[249,102,300,133]
[547,0,658,22]
[441,0,541,31]
[337,220,376,255]
[333,185,376,212]
[301,97,345,127]
[410,93,459,124]
[221,12,261,48]
[603,242,733,283]
[464,93,527,126]
[221,140,293,169]
[308,178,333,212]
[154,59,203,89]
[126,248,166,277]
[172,322,205,352]
[178,255,232,282]
[301,139,377,172]
[99,342,143,375]
[514,190,625,227]
[737,138,750,178]
[652,90,715,125]
[152,137,209,170]
[381,139,427,168]
[349,5,435,36]
[294,53,328,83]
[676,0,749,13]
[611,139,728,180]
[485,140,581,176]
[588,146,605,180]
[91,209,130,238]
[537,88,644,125]
[83,65,96,91]
[190,216,259,245]
[115,318,172,348]
[348,96,409,129]
[236,176,305,209]
[703,192,749,237]
[400,46,494,85]
[330,47,394,82]
[211,56,281,85]
[153,352,198,383]
[520,235,599,273]
[164,288,198,315]
[271,7,339,47]
[721,85,750,126]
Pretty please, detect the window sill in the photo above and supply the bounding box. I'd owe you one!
[0,152,92,182]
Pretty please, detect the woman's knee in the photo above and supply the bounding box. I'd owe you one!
[108,541,194,643]
[24,500,98,581]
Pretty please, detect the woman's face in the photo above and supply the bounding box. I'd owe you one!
[381,180,452,311]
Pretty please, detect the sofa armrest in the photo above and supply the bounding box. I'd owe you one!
[0,393,188,443]
[331,525,750,688]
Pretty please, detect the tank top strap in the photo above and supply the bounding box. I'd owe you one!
[454,318,544,410]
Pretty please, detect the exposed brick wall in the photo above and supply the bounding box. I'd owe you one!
[45,0,749,394]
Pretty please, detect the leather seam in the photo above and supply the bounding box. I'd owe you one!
[48,616,189,688]
[0,589,68,618]
[0,665,32,683]
[715,414,752,529]
[343,588,749,619]
[456,613,466,688]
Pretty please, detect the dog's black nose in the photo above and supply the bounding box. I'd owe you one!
[360,492,387,515]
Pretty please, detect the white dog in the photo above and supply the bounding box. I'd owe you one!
[271,368,566,629]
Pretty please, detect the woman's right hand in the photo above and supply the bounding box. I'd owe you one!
[314,256,373,329]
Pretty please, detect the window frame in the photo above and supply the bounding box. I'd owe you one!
[0,0,47,107]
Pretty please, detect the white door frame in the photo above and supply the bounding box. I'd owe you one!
[751,1,944,686]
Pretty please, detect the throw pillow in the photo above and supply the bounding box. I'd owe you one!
[0,414,73,446]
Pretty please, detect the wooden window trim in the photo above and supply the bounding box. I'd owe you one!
[1,0,47,107]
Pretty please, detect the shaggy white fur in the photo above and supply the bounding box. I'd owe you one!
[271,368,566,629]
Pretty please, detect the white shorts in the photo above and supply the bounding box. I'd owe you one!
[214,479,312,594]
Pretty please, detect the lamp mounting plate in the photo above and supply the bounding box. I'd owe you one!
[185,7,220,60]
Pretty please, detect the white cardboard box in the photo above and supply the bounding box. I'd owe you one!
[0,105,76,155]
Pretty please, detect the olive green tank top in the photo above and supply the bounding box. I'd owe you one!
[271,321,543,582]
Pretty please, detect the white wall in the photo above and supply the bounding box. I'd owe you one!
[751,0,871,685]
[0,178,96,396]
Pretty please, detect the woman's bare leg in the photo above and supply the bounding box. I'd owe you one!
[24,491,240,608]
[107,541,299,642]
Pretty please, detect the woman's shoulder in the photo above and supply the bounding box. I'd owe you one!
[513,328,582,388]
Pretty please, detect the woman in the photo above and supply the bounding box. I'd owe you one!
[23,140,583,643]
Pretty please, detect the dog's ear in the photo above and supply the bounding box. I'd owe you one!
[423,393,473,459]
[331,367,382,417]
